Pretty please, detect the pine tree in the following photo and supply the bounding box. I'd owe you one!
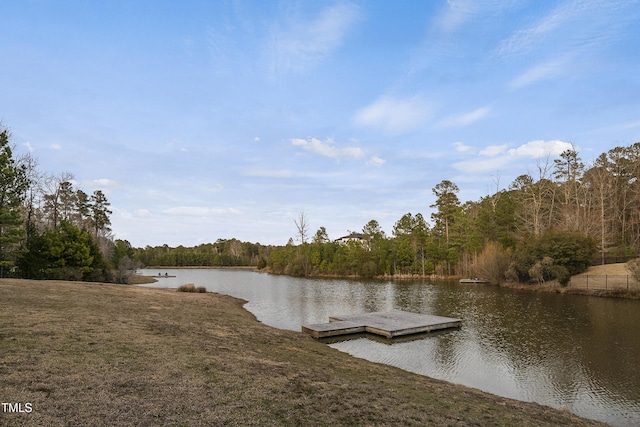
[0,128,29,276]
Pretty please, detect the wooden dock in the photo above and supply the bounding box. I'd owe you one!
[302,310,461,339]
[459,278,488,284]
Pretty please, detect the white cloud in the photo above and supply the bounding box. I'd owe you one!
[51,144,61,150]
[453,139,574,173]
[23,141,33,152]
[291,137,364,159]
[508,140,573,158]
[353,95,431,133]
[453,141,473,153]
[439,106,490,127]
[479,144,508,156]
[367,156,385,167]
[268,2,361,74]
[254,136,260,142]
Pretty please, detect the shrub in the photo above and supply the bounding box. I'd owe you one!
[628,259,640,282]
[552,265,571,287]
[178,283,207,293]
[472,242,514,284]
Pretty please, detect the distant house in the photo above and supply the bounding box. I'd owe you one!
[335,232,365,244]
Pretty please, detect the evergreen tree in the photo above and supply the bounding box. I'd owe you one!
[0,128,29,276]
[90,190,112,237]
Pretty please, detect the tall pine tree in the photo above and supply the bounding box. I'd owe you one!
[0,128,29,276]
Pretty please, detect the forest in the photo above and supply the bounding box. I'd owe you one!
[266,144,640,284]
[0,127,132,282]
[2,122,639,285]
[135,141,640,286]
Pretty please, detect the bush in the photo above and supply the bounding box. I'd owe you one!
[472,242,514,284]
[178,283,207,293]
[552,265,571,287]
[628,259,640,282]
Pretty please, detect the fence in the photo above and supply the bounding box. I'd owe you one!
[568,275,640,291]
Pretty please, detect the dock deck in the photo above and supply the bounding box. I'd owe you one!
[302,310,461,339]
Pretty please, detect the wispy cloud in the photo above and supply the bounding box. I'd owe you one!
[497,0,634,57]
[90,178,119,188]
[509,55,573,89]
[434,0,517,34]
[367,156,385,167]
[243,168,294,178]
[435,0,476,33]
[291,137,364,159]
[164,206,242,217]
[51,143,61,150]
[453,139,574,173]
[453,141,473,153]
[452,157,512,173]
[479,144,508,156]
[353,95,431,133]
[621,120,640,130]
[267,2,361,74]
[439,106,490,127]
[23,142,33,152]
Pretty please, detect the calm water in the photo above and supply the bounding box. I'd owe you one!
[140,268,640,426]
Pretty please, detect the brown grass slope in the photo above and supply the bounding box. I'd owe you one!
[0,279,606,427]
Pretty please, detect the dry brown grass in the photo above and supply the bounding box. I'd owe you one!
[177,283,207,293]
[0,279,606,426]
[126,275,158,285]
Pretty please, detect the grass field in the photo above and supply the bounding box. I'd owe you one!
[0,279,606,426]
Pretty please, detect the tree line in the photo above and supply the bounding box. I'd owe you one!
[132,240,269,268]
[130,142,639,286]
[5,119,637,286]
[267,143,640,284]
[0,126,132,282]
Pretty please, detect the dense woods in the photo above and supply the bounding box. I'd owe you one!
[0,127,125,281]
[266,144,640,284]
[132,240,269,268]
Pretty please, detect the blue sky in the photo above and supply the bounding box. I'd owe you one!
[1,0,639,247]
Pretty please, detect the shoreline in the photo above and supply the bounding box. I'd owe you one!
[1,278,605,426]
[143,265,257,270]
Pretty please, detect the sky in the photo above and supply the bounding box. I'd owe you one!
[1,0,639,247]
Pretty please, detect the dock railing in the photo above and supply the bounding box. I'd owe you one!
[568,274,640,291]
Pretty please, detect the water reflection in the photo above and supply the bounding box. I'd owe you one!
[140,269,640,426]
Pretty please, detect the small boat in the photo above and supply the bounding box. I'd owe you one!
[155,274,177,278]
[459,278,488,284]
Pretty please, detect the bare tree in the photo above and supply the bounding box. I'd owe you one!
[42,171,74,229]
[294,212,309,244]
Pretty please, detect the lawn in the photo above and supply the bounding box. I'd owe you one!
[0,279,606,426]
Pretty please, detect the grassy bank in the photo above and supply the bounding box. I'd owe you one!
[1,279,605,426]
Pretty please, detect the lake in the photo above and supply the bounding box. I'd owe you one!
[140,268,640,426]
